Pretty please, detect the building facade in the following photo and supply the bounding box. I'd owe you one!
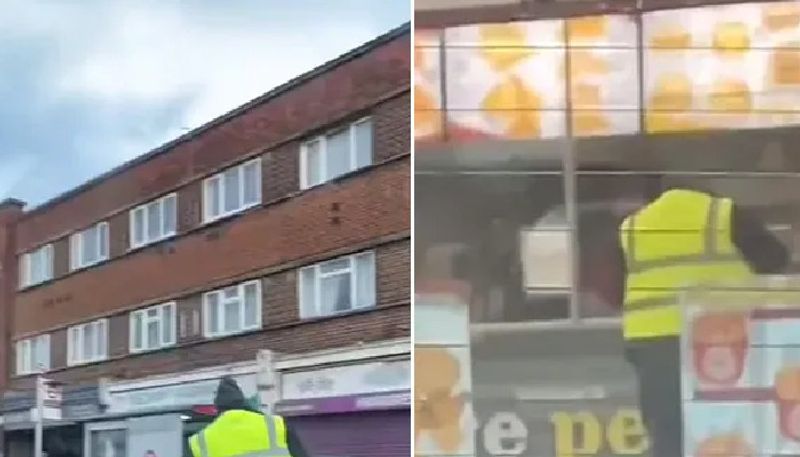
[0,23,410,457]
[415,1,800,456]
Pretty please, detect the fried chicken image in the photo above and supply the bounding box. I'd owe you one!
[415,347,466,454]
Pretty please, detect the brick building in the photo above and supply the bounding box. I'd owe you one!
[0,24,410,457]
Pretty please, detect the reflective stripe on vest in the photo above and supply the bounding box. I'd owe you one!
[192,414,291,457]
[620,190,752,340]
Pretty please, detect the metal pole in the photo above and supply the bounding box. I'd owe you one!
[34,375,43,457]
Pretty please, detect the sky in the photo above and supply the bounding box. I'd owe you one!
[0,0,409,207]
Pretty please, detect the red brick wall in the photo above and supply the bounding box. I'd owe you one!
[0,202,23,391]
[15,157,409,336]
[9,239,409,390]
[15,34,409,253]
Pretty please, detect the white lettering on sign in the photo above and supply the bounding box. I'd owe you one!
[482,412,528,456]
[282,360,410,400]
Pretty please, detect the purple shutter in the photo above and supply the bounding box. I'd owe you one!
[288,410,410,457]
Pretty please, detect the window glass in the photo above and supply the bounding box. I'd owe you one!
[243,161,260,205]
[147,201,160,241]
[163,194,177,235]
[243,282,260,327]
[299,267,317,318]
[133,208,146,246]
[133,312,143,349]
[223,167,240,213]
[321,273,351,314]
[354,119,373,168]
[162,305,174,345]
[355,252,376,308]
[305,140,322,187]
[206,178,221,219]
[206,293,219,335]
[326,128,351,180]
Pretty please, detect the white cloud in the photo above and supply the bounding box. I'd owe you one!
[55,2,388,134]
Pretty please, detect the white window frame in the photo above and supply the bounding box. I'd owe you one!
[67,319,108,366]
[298,250,376,319]
[15,334,50,375]
[19,244,54,288]
[300,117,373,189]
[203,280,262,338]
[129,302,177,353]
[70,222,110,270]
[202,158,262,223]
[129,193,178,249]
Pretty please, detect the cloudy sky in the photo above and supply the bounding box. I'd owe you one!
[0,0,409,207]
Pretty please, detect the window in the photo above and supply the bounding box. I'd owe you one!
[70,222,109,270]
[203,280,262,337]
[300,118,373,188]
[19,244,54,288]
[15,334,50,375]
[130,302,176,352]
[203,159,262,222]
[67,319,108,366]
[298,251,376,318]
[130,193,177,248]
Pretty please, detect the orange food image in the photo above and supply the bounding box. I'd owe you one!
[649,26,691,49]
[479,23,534,72]
[482,75,542,139]
[712,22,750,56]
[694,434,753,457]
[567,16,607,42]
[771,46,800,86]
[414,85,442,139]
[569,50,610,77]
[763,2,800,31]
[777,367,800,440]
[572,111,610,136]
[709,80,752,112]
[649,74,693,112]
[415,347,465,453]
[571,83,602,109]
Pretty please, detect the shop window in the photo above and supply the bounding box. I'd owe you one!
[88,427,126,457]
[203,158,262,223]
[130,302,176,352]
[203,280,262,338]
[300,118,373,189]
[19,243,53,288]
[67,319,108,366]
[130,193,177,249]
[298,251,376,318]
[15,334,49,375]
[70,222,109,270]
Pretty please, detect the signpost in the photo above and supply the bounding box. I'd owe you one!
[34,375,63,457]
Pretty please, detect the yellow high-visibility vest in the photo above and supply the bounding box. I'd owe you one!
[189,410,292,457]
[620,189,752,340]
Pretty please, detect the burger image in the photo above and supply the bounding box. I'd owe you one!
[694,433,753,457]
[709,79,752,113]
[712,22,750,56]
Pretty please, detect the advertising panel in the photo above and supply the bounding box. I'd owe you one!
[414,1,800,143]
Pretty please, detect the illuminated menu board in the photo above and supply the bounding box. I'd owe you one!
[414,1,800,142]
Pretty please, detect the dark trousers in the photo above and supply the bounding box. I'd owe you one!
[625,337,683,457]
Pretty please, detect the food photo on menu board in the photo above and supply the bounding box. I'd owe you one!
[682,286,800,456]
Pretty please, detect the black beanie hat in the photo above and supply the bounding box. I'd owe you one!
[214,376,247,412]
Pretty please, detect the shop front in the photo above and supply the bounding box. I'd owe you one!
[2,384,103,457]
[275,340,411,457]
[83,361,261,457]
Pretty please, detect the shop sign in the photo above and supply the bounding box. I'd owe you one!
[276,390,410,415]
[108,374,256,414]
[281,359,410,400]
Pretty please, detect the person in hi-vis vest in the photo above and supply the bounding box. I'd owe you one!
[580,180,788,457]
[189,377,308,457]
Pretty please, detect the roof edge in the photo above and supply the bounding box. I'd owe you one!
[22,21,410,220]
